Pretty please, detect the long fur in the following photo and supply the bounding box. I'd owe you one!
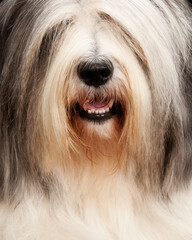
[0,0,192,239]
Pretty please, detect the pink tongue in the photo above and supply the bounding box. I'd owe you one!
[85,101,109,110]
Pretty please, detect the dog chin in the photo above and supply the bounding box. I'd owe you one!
[73,112,121,141]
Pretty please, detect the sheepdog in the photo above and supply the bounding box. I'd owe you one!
[0,0,192,239]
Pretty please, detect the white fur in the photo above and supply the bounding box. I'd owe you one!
[1,179,192,239]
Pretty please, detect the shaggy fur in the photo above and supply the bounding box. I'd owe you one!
[0,0,192,239]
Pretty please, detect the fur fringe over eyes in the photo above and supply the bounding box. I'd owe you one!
[0,0,192,239]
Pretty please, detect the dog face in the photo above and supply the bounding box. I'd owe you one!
[40,3,152,146]
[0,0,191,199]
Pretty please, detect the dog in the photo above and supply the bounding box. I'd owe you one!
[0,0,192,239]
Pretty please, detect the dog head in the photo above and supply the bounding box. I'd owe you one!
[0,0,192,198]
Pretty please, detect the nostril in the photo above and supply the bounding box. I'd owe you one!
[99,66,112,80]
[77,59,114,88]
[79,65,96,81]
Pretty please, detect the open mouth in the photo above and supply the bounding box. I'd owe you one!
[76,98,121,123]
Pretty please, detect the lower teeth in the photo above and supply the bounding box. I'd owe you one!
[87,108,110,114]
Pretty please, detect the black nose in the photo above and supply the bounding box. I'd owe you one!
[77,59,114,88]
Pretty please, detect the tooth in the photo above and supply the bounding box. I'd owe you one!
[95,110,99,114]
[88,110,92,114]
[91,109,95,114]
[106,108,109,112]
[101,110,105,113]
